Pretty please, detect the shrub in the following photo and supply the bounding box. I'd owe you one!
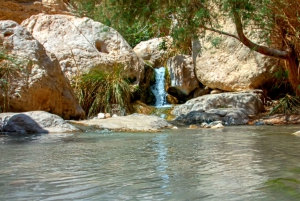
[0,50,25,112]
[74,64,133,118]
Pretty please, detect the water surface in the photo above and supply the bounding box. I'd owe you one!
[1,125,300,200]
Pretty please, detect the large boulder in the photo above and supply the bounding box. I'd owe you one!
[171,91,265,125]
[172,91,264,116]
[174,108,249,126]
[167,55,200,97]
[133,36,172,67]
[195,20,279,91]
[0,111,79,134]
[0,20,84,119]
[71,114,173,132]
[22,14,146,82]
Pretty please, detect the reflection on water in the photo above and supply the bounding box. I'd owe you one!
[153,134,171,193]
[0,126,300,200]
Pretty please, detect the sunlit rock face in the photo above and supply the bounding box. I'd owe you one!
[133,36,172,67]
[22,14,146,83]
[0,0,70,24]
[0,20,85,120]
[195,20,280,92]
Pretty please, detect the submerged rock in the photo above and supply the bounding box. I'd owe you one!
[70,114,172,132]
[0,111,79,134]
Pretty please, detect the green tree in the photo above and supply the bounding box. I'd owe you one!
[70,0,300,94]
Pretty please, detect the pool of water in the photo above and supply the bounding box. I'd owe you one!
[1,125,300,200]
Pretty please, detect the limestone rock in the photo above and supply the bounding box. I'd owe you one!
[172,91,264,117]
[167,55,199,96]
[210,123,224,129]
[0,111,79,134]
[173,108,249,125]
[195,20,280,91]
[42,0,70,14]
[22,14,145,82]
[134,36,172,67]
[71,114,172,132]
[0,20,85,119]
[171,91,264,125]
[0,1,42,24]
[0,0,70,24]
[97,113,105,119]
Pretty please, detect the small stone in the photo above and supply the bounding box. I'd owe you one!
[200,122,210,128]
[209,121,223,127]
[189,124,199,129]
[112,114,118,118]
[172,126,178,129]
[97,113,105,119]
[293,131,300,136]
[211,123,224,129]
[254,121,265,125]
[105,113,111,118]
[210,89,223,94]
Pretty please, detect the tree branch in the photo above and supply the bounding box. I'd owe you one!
[232,10,290,60]
[201,25,240,40]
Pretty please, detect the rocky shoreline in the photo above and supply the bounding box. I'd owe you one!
[0,104,299,135]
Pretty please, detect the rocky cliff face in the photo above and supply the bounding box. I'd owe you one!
[195,20,280,92]
[0,0,70,24]
[0,20,85,119]
[22,14,146,83]
[0,0,42,24]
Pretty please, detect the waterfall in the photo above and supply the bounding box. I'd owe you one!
[151,67,168,107]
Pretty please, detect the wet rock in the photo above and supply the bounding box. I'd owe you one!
[189,124,199,129]
[210,123,224,129]
[171,91,263,125]
[71,114,172,132]
[0,111,79,134]
[172,91,264,117]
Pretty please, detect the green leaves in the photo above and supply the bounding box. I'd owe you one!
[269,94,300,118]
[74,64,133,117]
[0,49,27,112]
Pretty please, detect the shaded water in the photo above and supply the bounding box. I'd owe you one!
[1,126,300,200]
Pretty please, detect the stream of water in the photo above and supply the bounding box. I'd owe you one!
[1,125,300,200]
[151,67,169,107]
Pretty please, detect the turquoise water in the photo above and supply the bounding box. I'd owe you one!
[0,125,300,200]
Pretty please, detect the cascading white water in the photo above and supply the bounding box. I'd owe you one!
[151,67,168,107]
